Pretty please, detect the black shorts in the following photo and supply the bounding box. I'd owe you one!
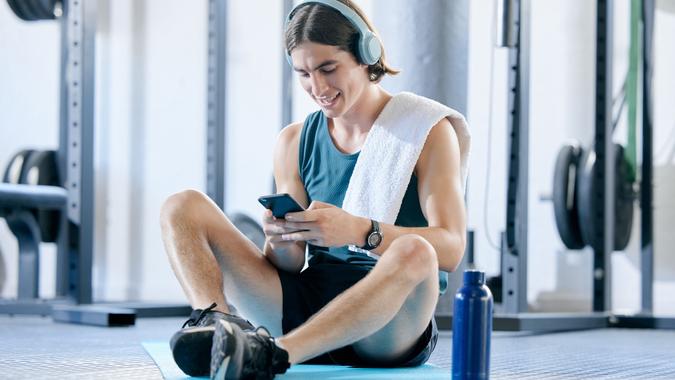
[276,252,438,367]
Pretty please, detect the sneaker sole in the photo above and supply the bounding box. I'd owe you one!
[170,326,215,377]
[211,321,245,380]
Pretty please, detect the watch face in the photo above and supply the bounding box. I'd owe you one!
[368,232,382,247]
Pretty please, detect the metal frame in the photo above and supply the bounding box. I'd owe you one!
[1,0,191,325]
[502,0,528,315]
[639,0,655,315]
[206,0,228,210]
[51,0,192,325]
[484,0,675,332]
[0,0,93,316]
[593,0,614,312]
[64,0,96,306]
[281,0,294,130]
[482,0,613,332]
[610,0,675,329]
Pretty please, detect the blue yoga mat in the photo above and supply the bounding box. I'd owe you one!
[142,342,449,379]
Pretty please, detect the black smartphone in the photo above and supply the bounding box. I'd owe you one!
[258,193,305,218]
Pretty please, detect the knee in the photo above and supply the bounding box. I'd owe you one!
[385,235,438,282]
[160,189,211,230]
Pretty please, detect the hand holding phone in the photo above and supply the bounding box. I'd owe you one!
[258,193,305,219]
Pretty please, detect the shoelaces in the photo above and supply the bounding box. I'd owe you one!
[182,302,218,328]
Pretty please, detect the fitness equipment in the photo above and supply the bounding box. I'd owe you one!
[2,0,260,325]
[553,142,635,251]
[0,0,93,318]
[553,0,647,253]
[6,0,60,21]
[483,0,675,331]
[17,150,62,243]
[0,150,67,303]
[552,144,585,250]
[575,143,635,251]
[285,0,382,66]
[0,0,194,325]
[1,150,68,302]
[3,150,35,184]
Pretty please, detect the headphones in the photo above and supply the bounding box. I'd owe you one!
[285,0,382,66]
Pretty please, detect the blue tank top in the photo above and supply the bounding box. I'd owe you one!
[297,111,449,293]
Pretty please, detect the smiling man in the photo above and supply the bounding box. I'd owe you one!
[160,1,470,379]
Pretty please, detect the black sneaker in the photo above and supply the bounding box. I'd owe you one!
[170,303,255,377]
[210,320,290,380]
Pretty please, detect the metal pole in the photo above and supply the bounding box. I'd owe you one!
[63,0,96,304]
[640,0,655,314]
[593,0,614,312]
[502,0,529,314]
[275,0,295,194]
[56,0,70,299]
[206,0,227,210]
[281,0,294,129]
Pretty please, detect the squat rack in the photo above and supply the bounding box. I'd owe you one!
[0,0,97,317]
[492,0,675,331]
[0,0,252,324]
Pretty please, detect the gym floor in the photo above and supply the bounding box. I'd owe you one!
[2,315,675,379]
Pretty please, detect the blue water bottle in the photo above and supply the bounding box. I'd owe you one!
[452,270,493,380]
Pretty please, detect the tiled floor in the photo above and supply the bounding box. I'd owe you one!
[2,315,675,379]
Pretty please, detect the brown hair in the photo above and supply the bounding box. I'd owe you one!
[284,0,399,82]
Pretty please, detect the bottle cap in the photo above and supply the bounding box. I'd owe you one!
[463,269,485,285]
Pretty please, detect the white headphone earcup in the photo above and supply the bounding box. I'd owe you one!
[361,32,382,65]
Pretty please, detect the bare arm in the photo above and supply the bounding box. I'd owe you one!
[373,118,467,271]
[261,123,309,274]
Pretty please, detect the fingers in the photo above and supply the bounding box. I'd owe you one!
[285,209,318,222]
[280,230,316,243]
[263,220,299,236]
[267,234,294,244]
[268,230,315,248]
[261,209,275,224]
[262,211,311,236]
[282,221,312,231]
[287,201,335,220]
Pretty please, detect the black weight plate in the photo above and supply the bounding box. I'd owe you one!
[577,144,635,252]
[6,0,37,21]
[613,145,634,251]
[576,146,601,251]
[552,143,585,249]
[20,150,62,243]
[18,0,42,21]
[3,149,36,184]
[32,0,57,19]
[231,212,266,250]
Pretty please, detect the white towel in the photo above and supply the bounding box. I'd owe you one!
[342,92,471,226]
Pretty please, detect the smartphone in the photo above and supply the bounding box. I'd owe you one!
[258,193,305,218]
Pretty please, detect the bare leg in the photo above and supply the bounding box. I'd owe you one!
[276,234,440,364]
[160,189,284,335]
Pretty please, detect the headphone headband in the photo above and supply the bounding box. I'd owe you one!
[285,0,382,66]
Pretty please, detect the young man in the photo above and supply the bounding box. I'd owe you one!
[161,1,469,379]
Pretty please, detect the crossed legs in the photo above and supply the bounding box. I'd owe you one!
[161,190,440,365]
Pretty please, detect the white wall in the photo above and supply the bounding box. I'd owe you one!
[0,0,674,315]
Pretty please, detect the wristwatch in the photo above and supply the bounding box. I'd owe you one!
[362,219,383,251]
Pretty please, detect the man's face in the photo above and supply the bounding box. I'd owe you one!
[290,42,370,119]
